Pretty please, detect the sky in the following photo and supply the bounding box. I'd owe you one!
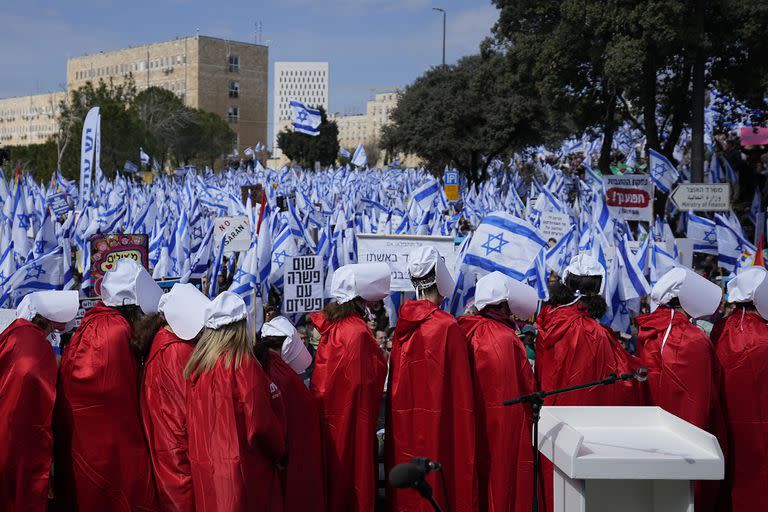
[0,0,499,117]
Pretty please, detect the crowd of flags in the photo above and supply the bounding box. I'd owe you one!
[0,112,762,335]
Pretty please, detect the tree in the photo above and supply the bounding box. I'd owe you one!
[183,110,237,168]
[276,107,339,168]
[382,53,563,182]
[56,77,143,179]
[130,87,197,167]
[490,0,768,173]
[4,141,58,180]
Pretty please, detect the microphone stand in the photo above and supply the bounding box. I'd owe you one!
[410,458,445,512]
[503,372,643,512]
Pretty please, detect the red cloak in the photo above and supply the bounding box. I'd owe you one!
[186,354,286,512]
[0,319,57,511]
[636,307,728,511]
[387,300,477,512]
[713,309,768,511]
[458,314,536,512]
[536,303,645,512]
[266,351,326,512]
[141,327,195,512]
[54,304,158,512]
[536,304,645,406]
[310,311,387,512]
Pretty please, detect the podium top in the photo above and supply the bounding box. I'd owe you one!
[537,406,723,480]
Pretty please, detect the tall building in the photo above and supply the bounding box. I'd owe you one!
[67,35,269,152]
[0,91,65,146]
[272,62,329,158]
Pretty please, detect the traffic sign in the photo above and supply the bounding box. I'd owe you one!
[669,183,731,212]
[443,170,460,201]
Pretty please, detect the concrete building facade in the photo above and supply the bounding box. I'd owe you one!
[0,92,65,146]
[272,61,329,158]
[67,35,269,152]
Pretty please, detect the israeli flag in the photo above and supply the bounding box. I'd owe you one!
[0,245,68,307]
[687,212,718,249]
[339,146,351,158]
[244,146,255,157]
[648,148,679,194]
[464,211,547,281]
[351,143,367,167]
[140,147,150,165]
[290,100,321,136]
[410,179,440,212]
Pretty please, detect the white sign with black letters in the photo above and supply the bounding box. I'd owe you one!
[282,255,324,314]
[213,216,251,252]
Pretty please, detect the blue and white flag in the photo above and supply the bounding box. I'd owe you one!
[0,245,68,306]
[339,146,351,158]
[410,179,440,212]
[749,188,762,226]
[290,100,321,136]
[464,211,547,281]
[351,143,367,167]
[140,147,150,165]
[648,148,679,194]
[687,212,718,245]
[80,107,99,202]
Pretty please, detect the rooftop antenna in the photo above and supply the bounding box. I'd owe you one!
[255,21,263,44]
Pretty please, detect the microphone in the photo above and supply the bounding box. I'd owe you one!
[389,457,442,489]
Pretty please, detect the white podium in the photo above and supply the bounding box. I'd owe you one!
[537,406,723,512]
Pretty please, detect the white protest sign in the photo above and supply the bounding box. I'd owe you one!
[604,174,654,222]
[213,216,251,253]
[356,234,456,292]
[539,212,571,242]
[282,255,324,314]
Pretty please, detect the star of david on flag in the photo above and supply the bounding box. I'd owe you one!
[290,100,321,136]
[464,211,547,281]
[648,148,679,194]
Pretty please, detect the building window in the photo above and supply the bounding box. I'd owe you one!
[229,80,240,98]
[228,106,239,123]
[228,54,239,72]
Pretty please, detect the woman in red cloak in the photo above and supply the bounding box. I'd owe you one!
[258,315,325,512]
[310,263,390,512]
[55,258,162,511]
[712,267,768,511]
[536,254,645,512]
[387,246,477,512]
[0,291,78,511]
[185,291,286,512]
[636,267,727,512]
[137,283,211,512]
[458,272,539,512]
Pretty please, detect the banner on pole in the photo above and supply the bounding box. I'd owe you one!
[282,255,324,314]
[604,174,654,222]
[79,106,99,202]
[356,234,456,291]
[539,211,571,242]
[90,234,149,285]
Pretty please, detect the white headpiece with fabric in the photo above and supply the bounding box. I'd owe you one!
[562,253,606,294]
[407,245,455,298]
[204,291,247,329]
[101,258,163,314]
[159,283,212,340]
[474,271,538,319]
[650,267,722,319]
[16,290,79,323]
[728,266,768,320]
[261,315,313,374]
[330,263,391,304]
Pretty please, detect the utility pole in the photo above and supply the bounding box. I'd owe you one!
[432,7,446,67]
[690,0,705,183]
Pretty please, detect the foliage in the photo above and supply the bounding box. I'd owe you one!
[276,107,340,167]
[381,53,564,182]
[3,141,59,180]
[490,0,768,169]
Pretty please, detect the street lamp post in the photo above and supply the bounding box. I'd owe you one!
[432,7,446,67]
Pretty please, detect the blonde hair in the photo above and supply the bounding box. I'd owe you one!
[184,319,252,379]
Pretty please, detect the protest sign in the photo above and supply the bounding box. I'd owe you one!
[356,234,456,291]
[282,255,324,314]
[48,193,71,217]
[740,126,768,146]
[213,216,251,252]
[604,174,654,222]
[539,212,571,242]
[90,234,149,284]
[241,184,264,206]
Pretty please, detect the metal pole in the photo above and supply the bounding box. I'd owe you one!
[432,8,446,67]
[690,0,705,183]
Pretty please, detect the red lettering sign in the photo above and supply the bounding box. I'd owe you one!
[606,187,651,208]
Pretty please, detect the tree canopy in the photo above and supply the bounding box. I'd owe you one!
[276,107,340,168]
[489,0,768,171]
[381,53,564,182]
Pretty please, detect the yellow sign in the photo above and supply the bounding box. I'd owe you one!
[444,184,459,202]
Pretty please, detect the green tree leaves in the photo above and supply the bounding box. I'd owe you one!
[276,107,339,168]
